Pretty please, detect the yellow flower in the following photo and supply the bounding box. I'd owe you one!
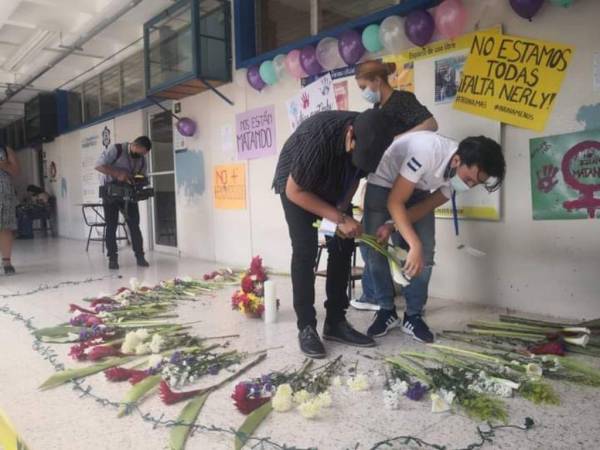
[297,399,321,419]
[315,391,332,408]
[347,374,370,391]
[293,389,312,404]
[272,384,293,412]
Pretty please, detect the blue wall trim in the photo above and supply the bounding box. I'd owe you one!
[234,0,441,69]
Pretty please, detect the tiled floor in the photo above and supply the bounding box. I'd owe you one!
[0,237,598,450]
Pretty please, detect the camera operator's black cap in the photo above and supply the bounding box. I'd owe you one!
[351,109,394,174]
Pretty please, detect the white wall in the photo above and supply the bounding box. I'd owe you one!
[45,0,599,319]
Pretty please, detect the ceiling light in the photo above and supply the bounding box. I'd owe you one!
[3,30,58,73]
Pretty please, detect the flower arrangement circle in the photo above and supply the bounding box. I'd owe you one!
[231,256,268,318]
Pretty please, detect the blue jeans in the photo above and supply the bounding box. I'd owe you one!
[359,184,435,315]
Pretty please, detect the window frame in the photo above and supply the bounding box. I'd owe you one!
[234,0,441,69]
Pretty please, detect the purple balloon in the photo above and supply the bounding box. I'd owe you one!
[404,10,435,47]
[509,0,544,19]
[338,29,365,65]
[247,65,265,91]
[299,45,323,76]
[176,117,196,137]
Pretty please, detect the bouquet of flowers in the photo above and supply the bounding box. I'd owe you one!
[231,256,267,318]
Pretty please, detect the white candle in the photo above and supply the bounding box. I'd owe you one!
[263,280,277,324]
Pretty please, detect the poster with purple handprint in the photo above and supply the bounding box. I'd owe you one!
[286,73,337,131]
[530,129,600,220]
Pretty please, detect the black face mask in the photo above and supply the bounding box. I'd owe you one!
[130,150,143,159]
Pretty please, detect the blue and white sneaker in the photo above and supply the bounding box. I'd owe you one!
[350,297,380,311]
[402,314,434,343]
[367,309,400,337]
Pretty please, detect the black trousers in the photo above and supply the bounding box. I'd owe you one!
[103,199,144,260]
[280,192,354,331]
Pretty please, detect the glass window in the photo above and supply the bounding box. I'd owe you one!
[318,0,396,31]
[101,65,121,114]
[122,51,145,105]
[197,4,229,81]
[67,87,83,129]
[83,77,100,121]
[147,3,193,90]
[254,0,310,54]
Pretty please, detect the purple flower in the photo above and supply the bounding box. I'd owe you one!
[208,364,221,375]
[170,352,182,364]
[405,382,427,401]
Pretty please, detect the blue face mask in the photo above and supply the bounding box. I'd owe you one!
[361,87,381,104]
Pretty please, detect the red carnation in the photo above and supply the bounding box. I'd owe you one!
[115,287,129,294]
[241,275,254,293]
[158,380,205,405]
[88,345,122,361]
[69,304,96,314]
[91,298,117,308]
[249,256,263,275]
[105,367,139,382]
[529,340,566,356]
[255,269,267,282]
[231,382,269,415]
[129,371,151,384]
[69,344,87,361]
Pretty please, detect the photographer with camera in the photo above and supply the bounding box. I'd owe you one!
[95,136,152,270]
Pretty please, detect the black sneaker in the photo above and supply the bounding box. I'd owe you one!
[367,309,400,337]
[323,320,375,347]
[298,325,326,359]
[136,257,150,267]
[108,258,119,270]
[402,314,434,343]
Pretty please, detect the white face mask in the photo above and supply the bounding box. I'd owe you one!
[361,87,381,104]
[450,172,471,193]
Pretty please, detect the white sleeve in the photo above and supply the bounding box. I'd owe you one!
[398,148,433,184]
[440,184,452,199]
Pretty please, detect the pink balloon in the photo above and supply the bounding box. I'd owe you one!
[285,49,308,79]
[434,0,468,39]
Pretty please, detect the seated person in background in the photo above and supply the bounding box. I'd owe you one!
[16,185,51,239]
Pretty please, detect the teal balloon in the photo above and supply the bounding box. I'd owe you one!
[259,60,277,85]
[362,24,383,53]
[549,0,573,6]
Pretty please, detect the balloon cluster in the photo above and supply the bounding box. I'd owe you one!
[510,0,575,20]
[247,0,469,91]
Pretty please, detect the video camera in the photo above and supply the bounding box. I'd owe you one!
[99,175,154,202]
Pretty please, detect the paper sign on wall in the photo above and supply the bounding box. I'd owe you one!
[454,31,574,131]
[286,73,337,131]
[334,81,349,110]
[213,163,246,209]
[236,105,276,160]
[80,120,114,204]
[530,129,600,220]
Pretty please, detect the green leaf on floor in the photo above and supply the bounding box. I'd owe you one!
[117,374,162,417]
[169,393,210,450]
[39,356,137,390]
[234,401,273,450]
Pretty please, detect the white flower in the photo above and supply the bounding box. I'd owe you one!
[315,391,332,408]
[297,399,322,419]
[293,389,312,404]
[149,334,165,354]
[526,363,543,380]
[563,327,591,335]
[147,354,164,368]
[383,389,402,410]
[115,289,132,300]
[390,379,409,395]
[272,384,293,412]
[135,343,151,355]
[439,389,456,405]
[431,392,452,413]
[347,374,370,392]
[564,334,589,347]
[181,276,192,282]
[332,376,342,387]
[135,329,149,340]
[121,330,143,353]
[129,277,141,291]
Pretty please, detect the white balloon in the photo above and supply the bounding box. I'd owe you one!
[379,15,409,55]
[273,54,288,79]
[316,37,344,71]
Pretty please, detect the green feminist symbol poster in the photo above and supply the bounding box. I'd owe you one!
[530,129,600,220]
